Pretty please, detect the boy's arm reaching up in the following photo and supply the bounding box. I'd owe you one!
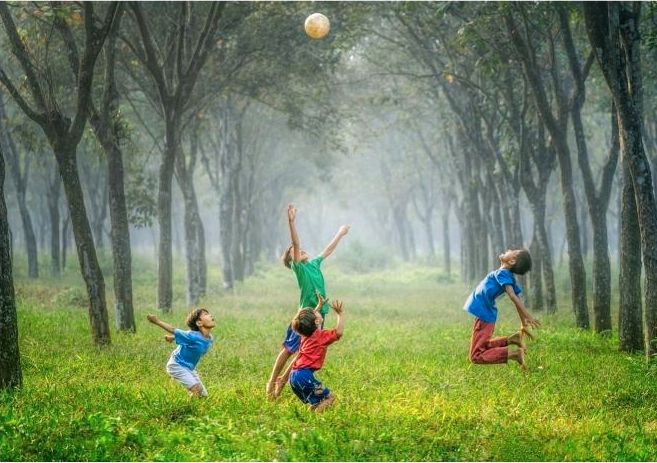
[331,300,345,338]
[287,204,301,263]
[321,225,350,259]
[147,314,176,334]
[505,286,540,330]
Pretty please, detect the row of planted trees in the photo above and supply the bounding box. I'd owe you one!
[330,1,657,356]
[0,1,352,389]
[2,2,657,391]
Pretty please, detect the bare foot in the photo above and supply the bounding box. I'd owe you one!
[311,394,336,413]
[508,331,527,351]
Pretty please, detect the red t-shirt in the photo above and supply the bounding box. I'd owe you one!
[292,328,341,371]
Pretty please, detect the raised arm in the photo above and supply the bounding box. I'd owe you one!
[321,225,350,260]
[147,314,176,334]
[314,292,327,312]
[331,300,345,338]
[287,204,301,262]
[505,286,540,330]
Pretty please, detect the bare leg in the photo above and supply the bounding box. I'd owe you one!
[508,348,527,371]
[311,393,336,413]
[508,331,527,351]
[267,348,292,399]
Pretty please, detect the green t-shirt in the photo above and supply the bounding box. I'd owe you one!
[291,255,329,315]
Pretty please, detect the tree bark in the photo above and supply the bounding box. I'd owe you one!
[619,152,643,352]
[584,2,657,356]
[0,98,38,278]
[442,204,451,275]
[0,143,22,389]
[529,226,544,311]
[175,140,206,305]
[55,145,110,345]
[506,10,589,328]
[47,172,61,276]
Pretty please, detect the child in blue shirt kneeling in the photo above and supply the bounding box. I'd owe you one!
[147,308,215,397]
[463,248,540,370]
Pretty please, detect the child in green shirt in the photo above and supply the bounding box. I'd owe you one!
[266,203,349,399]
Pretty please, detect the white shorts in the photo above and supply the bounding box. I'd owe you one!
[166,358,208,397]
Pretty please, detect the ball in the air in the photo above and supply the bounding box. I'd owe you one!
[304,13,330,39]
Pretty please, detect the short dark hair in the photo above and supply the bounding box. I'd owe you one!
[281,245,294,269]
[509,249,532,275]
[291,308,318,337]
[186,308,208,331]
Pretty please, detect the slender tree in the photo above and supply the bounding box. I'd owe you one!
[0,139,22,389]
[584,2,657,356]
[0,2,120,345]
[123,2,224,311]
[0,96,38,278]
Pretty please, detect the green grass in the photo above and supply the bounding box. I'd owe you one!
[2,255,657,461]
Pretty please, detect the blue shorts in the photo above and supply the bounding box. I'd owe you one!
[289,368,331,405]
[282,312,326,353]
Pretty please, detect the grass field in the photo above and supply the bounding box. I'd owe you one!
[2,255,657,461]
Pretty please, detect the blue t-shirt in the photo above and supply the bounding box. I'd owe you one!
[463,268,522,323]
[171,329,214,370]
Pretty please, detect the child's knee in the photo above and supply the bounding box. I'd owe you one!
[469,352,483,364]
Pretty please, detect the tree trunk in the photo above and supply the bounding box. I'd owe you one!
[536,206,557,313]
[571,104,616,333]
[107,140,135,331]
[219,179,234,290]
[0,101,38,278]
[442,204,451,275]
[584,2,657,356]
[157,115,179,311]
[61,212,70,271]
[47,173,61,276]
[506,10,589,328]
[175,150,206,306]
[54,145,110,345]
[0,145,22,389]
[16,178,38,278]
[529,226,544,311]
[619,153,643,352]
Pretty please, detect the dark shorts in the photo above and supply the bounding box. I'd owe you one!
[289,368,331,405]
[281,312,326,353]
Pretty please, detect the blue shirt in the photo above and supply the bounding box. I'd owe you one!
[171,329,214,370]
[464,268,522,323]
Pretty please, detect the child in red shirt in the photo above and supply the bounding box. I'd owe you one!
[281,295,344,412]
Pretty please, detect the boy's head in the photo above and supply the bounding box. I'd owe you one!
[291,308,322,337]
[499,248,532,275]
[186,308,215,331]
[281,245,310,269]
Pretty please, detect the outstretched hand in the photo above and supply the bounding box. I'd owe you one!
[287,204,297,222]
[147,314,158,324]
[521,315,540,340]
[331,300,344,315]
[338,225,350,236]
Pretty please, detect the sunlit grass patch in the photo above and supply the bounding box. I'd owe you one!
[2,261,657,461]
